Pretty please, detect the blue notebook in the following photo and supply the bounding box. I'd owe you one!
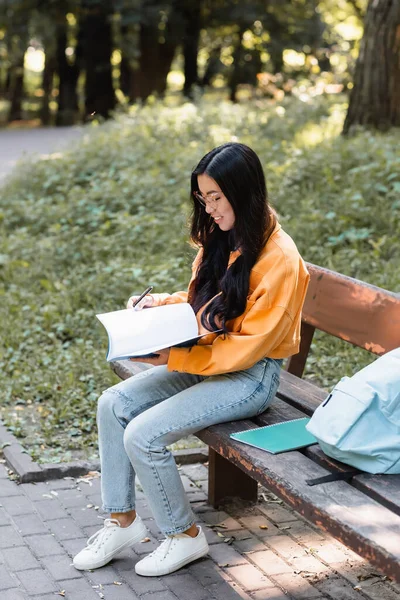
[230,417,317,454]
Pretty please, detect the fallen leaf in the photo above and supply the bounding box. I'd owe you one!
[140,537,151,543]
[50,491,58,497]
[56,591,66,597]
[259,525,268,530]
[113,581,122,586]
[224,536,235,544]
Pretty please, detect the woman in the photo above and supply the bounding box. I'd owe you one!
[73,142,310,577]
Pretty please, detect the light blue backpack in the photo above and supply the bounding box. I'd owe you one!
[306,347,400,475]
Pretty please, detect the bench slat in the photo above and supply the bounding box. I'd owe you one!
[197,419,400,583]
[304,264,400,354]
[274,373,400,515]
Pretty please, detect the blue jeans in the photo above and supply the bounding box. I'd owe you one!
[97,357,282,536]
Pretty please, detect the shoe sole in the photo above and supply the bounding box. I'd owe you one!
[135,542,209,577]
[73,521,148,571]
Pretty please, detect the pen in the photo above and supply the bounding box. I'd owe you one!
[132,286,153,310]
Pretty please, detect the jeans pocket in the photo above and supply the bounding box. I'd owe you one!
[256,370,281,415]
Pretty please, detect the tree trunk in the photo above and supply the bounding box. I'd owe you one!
[81,1,115,119]
[228,27,245,103]
[40,51,56,125]
[130,12,180,102]
[55,19,80,126]
[182,1,201,98]
[343,0,400,134]
[8,57,25,122]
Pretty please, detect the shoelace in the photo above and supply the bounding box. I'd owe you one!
[148,535,183,562]
[85,518,120,552]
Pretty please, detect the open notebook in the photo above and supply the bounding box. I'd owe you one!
[230,417,317,454]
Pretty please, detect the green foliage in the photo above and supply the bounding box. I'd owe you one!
[0,95,399,462]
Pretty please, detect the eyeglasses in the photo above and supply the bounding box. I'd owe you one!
[193,191,221,209]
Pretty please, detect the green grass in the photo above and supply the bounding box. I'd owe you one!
[1,95,399,463]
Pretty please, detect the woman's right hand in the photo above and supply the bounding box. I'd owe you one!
[126,294,155,310]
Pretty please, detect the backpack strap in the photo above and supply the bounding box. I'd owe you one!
[306,469,361,486]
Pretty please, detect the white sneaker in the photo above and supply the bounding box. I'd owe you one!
[73,515,148,570]
[135,526,209,576]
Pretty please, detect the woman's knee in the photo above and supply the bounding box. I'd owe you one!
[97,388,123,425]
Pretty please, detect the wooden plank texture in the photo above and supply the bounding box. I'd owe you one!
[304,263,400,354]
[255,400,400,518]
[197,419,400,583]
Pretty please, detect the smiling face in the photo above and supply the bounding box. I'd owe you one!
[196,174,236,231]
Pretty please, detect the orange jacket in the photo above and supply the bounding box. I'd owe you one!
[151,223,310,376]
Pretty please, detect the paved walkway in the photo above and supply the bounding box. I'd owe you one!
[0,126,84,182]
[1,460,399,600]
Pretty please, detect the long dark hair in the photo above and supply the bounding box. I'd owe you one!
[188,142,276,332]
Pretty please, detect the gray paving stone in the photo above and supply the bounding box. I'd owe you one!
[117,566,168,596]
[202,526,227,546]
[251,587,291,600]
[71,506,105,527]
[60,537,88,558]
[313,574,368,600]
[0,526,24,549]
[108,548,137,570]
[207,580,253,600]
[136,591,177,600]
[20,482,52,501]
[85,563,122,585]
[16,568,58,594]
[188,557,224,585]
[0,589,28,600]
[55,488,88,508]
[0,564,18,590]
[99,583,140,600]
[84,492,103,507]
[187,490,208,503]
[181,474,201,493]
[181,464,208,481]
[0,465,10,479]
[40,554,78,581]
[226,563,273,593]
[3,546,40,571]
[24,533,64,557]
[47,517,84,540]
[232,533,268,555]
[131,533,160,556]
[208,542,248,566]
[164,571,211,599]
[0,507,11,526]
[12,514,49,537]
[135,499,154,520]
[44,479,78,491]
[0,496,33,517]
[33,499,68,521]
[0,479,23,497]
[55,578,102,600]
[142,518,163,540]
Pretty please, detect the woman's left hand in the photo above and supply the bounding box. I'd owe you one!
[129,347,171,366]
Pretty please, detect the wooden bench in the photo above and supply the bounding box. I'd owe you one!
[112,263,400,582]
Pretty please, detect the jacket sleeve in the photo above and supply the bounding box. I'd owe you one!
[150,249,202,307]
[167,293,293,376]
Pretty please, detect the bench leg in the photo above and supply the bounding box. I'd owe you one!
[208,448,258,508]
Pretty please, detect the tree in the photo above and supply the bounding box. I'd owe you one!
[343,0,400,133]
[80,0,115,119]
